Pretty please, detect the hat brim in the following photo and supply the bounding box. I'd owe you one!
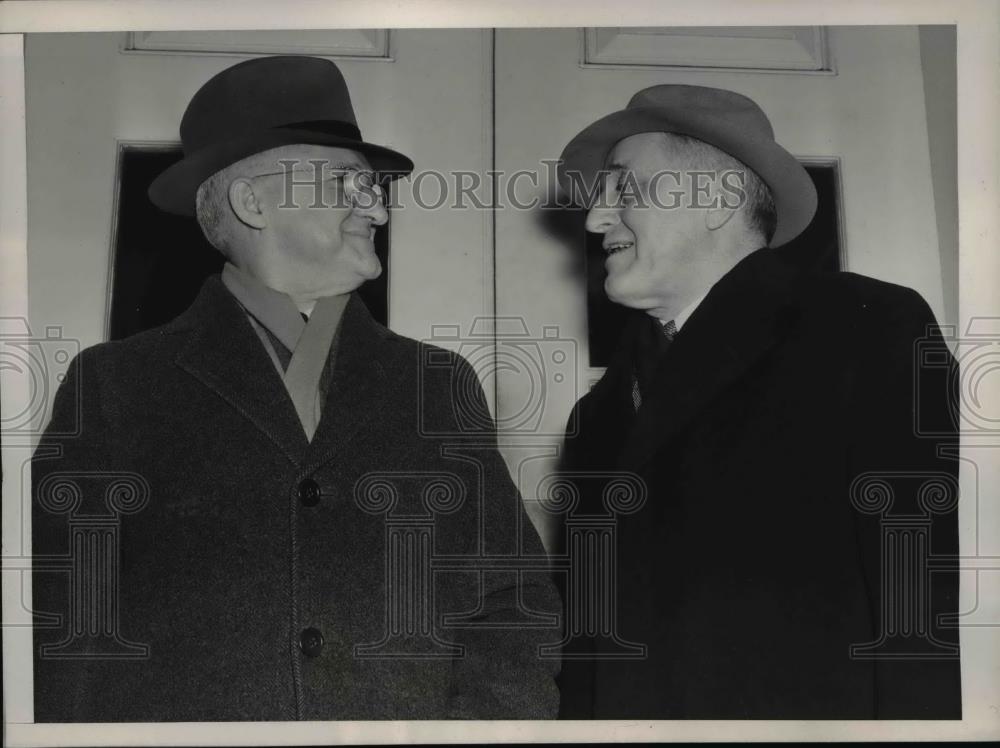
[558,108,817,248]
[148,127,414,216]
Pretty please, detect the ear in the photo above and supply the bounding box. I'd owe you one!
[705,167,748,233]
[705,202,737,232]
[705,178,739,231]
[228,178,267,230]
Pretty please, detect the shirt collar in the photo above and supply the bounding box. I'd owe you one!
[656,246,768,332]
[659,291,708,333]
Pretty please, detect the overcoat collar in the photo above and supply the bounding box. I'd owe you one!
[615,248,802,473]
[172,275,406,469]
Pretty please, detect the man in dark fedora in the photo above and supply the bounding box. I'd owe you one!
[555,85,960,718]
[32,55,559,721]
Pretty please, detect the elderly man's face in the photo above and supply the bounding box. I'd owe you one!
[243,144,388,294]
[584,132,713,318]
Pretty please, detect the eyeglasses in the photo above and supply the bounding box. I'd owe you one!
[248,166,385,209]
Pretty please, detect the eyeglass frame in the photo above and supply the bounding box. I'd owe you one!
[246,159,387,211]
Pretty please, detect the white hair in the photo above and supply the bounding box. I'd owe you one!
[660,132,778,245]
[194,149,287,258]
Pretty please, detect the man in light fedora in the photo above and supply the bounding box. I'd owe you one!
[555,85,960,718]
[32,55,559,721]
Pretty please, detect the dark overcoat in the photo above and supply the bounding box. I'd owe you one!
[32,276,561,721]
[557,248,961,719]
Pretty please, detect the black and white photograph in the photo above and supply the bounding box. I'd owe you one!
[1,0,998,744]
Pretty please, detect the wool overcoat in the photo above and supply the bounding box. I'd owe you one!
[557,248,961,719]
[33,276,561,721]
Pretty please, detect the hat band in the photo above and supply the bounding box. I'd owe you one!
[275,119,362,142]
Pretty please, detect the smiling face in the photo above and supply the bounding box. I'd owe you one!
[585,132,724,320]
[220,143,388,299]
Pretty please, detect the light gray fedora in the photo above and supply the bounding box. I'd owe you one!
[558,84,818,247]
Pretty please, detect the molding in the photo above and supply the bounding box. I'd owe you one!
[581,27,835,75]
[799,155,849,273]
[484,28,499,417]
[121,29,393,61]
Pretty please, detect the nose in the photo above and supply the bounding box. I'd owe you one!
[351,194,388,226]
[348,176,388,226]
[585,203,621,234]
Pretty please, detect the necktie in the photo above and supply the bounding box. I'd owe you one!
[631,318,677,412]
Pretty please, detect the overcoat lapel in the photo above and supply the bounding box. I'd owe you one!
[617,249,801,474]
[174,278,410,472]
[575,314,643,465]
[174,276,309,463]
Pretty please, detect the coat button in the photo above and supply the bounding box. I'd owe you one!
[299,627,324,657]
[298,478,321,507]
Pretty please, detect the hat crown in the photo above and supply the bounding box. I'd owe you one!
[628,84,775,140]
[558,83,817,246]
[179,55,360,154]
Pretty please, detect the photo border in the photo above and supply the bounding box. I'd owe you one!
[2,0,998,745]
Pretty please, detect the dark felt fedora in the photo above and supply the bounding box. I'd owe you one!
[558,85,817,247]
[149,55,414,216]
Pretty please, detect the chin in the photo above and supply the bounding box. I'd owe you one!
[346,241,381,279]
[359,257,382,280]
[604,278,644,310]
